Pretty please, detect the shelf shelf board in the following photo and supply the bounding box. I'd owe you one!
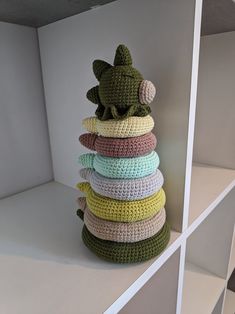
[188,163,235,230]
[223,289,235,314]
[0,182,180,314]
[181,262,226,314]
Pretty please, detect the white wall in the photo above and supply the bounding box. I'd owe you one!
[38,0,196,232]
[193,31,235,169]
[0,22,53,198]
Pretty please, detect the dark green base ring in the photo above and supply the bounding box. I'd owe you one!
[82,222,170,263]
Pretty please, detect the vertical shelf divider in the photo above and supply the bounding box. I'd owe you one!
[182,0,203,232]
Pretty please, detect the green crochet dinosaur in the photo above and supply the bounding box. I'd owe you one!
[87,44,156,121]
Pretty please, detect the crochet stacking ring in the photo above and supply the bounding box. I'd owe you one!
[82,115,154,138]
[77,197,166,242]
[77,182,166,222]
[79,132,157,157]
[79,168,164,200]
[82,222,170,263]
[78,152,160,179]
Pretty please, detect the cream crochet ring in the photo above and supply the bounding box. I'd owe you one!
[77,197,166,243]
[79,168,164,200]
[77,182,166,222]
[82,115,154,138]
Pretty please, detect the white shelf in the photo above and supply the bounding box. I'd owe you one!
[228,227,235,280]
[0,182,180,314]
[223,289,235,314]
[182,262,226,314]
[188,164,235,230]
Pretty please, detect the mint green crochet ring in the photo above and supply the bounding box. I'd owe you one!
[78,152,160,179]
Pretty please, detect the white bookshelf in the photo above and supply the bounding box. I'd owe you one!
[0,182,181,314]
[182,263,225,314]
[188,164,235,230]
[0,0,235,313]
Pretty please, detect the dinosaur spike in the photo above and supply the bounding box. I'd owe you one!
[86,86,100,104]
[114,44,132,66]
[77,197,87,212]
[76,209,84,221]
[79,168,93,180]
[76,182,91,194]
[82,117,97,133]
[79,133,97,151]
[93,60,112,81]
[78,153,95,168]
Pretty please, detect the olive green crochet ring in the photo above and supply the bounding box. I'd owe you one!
[82,222,170,263]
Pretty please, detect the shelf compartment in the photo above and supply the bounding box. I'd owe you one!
[0,182,180,314]
[182,262,225,314]
[119,249,180,314]
[187,189,235,280]
[212,289,226,314]
[223,289,235,314]
[188,163,235,229]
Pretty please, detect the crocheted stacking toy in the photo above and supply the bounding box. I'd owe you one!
[76,44,170,263]
[87,44,156,120]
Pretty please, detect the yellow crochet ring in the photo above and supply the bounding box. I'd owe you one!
[82,115,154,138]
[77,182,166,222]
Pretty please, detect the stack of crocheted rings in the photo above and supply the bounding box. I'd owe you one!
[76,44,170,263]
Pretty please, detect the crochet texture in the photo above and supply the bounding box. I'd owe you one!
[87,44,156,121]
[79,132,157,157]
[77,197,166,243]
[78,152,160,179]
[79,168,164,200]
[77,182,166,222]
[82,115,154,138]
[76,43,170,263]
[82,222,170,263]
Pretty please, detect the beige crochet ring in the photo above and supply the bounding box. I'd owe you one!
[82,115,154,138]
[77,197,166,243]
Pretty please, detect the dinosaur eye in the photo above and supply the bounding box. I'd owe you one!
[122,73,135,79]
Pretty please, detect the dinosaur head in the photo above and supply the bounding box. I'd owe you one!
[87,45,156,120]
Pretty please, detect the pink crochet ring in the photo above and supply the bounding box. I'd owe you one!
[79,132,157,157]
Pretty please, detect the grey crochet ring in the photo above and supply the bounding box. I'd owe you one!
[80,168,164,200]
[77,197,166,243]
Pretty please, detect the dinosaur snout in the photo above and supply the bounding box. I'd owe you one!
[139,80,156,105]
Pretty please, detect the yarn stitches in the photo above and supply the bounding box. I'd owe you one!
[82,222,170,263]
[79,132,157,157]
[78,151,160,179]
[80,168,164,200]
[77,197,166,243]
[77,182,166,222]
[82,115,154,138]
